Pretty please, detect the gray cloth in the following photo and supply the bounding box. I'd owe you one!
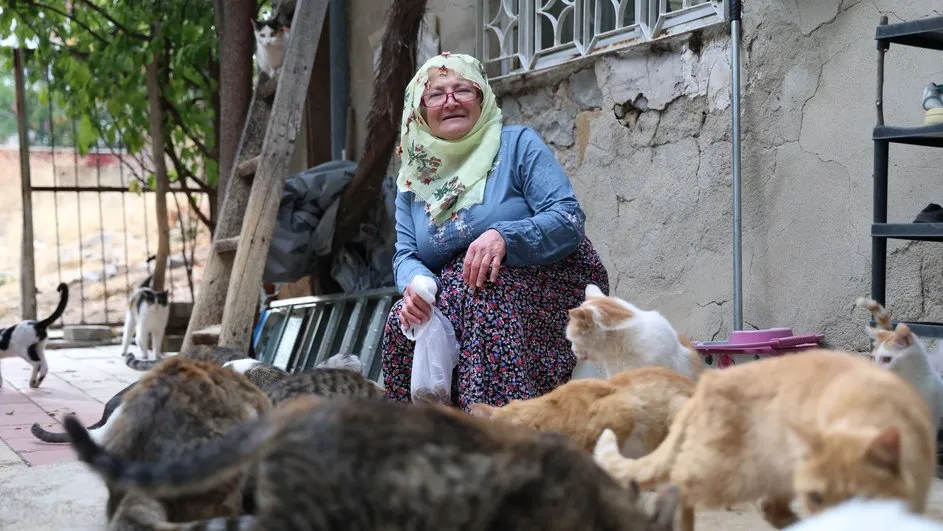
[263,160,395,292]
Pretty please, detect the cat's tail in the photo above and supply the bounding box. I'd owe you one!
[125,352,161,372]
[593,392,696,489]
[36,283,69,329]
[856,297,893,331]
[29,422,71,443]
[63,408,280,498]
[316,352,363,373]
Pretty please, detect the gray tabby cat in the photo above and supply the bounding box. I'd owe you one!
[262,352,385,405]
[64,396,680,531]
[83,355,271,527]
[31,346,254,444]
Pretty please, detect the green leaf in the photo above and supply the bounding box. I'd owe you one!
[76,115,97,153]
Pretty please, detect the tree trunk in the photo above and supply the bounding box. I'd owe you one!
[147,24,171,293]
[214,0,256,220]
[330,0,428,254]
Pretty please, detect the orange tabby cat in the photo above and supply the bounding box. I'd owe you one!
[593,349,935,531]
[470,366,695,456]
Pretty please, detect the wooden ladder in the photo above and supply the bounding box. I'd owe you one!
[181,0,329,352]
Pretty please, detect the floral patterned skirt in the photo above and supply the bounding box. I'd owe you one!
[380,237,610,411]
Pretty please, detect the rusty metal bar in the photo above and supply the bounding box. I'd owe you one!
[95,144,109,321]
[30,185,201,193]
[14,48,37,320]
[71,120,86,323]
[46,69,64,326]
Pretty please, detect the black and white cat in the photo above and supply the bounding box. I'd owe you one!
[252,18,290,78]
[120,278,170,364]
[0,283,69,388]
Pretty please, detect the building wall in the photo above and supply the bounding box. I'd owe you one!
[347,1,943,350]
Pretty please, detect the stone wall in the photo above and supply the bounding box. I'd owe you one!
[348,0,943,350]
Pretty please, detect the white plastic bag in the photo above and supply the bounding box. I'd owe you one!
[400,275,460,404]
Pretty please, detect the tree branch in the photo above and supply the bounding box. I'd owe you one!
[77,0,151,41]
[164,143,210,191]
[160,95,213,159]
[19,0,110,45]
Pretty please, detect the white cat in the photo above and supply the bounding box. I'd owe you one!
[120,282,170,364]
[785,497,943,531]
[252,18,290,78]
[565,284,704,380]
[858,297,943,430]
[0,283,68,388]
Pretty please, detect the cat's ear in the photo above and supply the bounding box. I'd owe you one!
[892,323,914,348]
[863,426,901,475]
[585,284,605,299]
[568,307,592,324]
[650,485,681,529]
[468,403,495,418]
[251,19,258,30]
[591,299,634,329]
[789,421,823,457]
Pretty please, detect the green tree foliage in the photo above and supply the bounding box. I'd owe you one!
[0,0,219,227]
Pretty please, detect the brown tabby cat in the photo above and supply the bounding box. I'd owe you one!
[31,345,260,444]
[65,396,681,531]
[592,349,936,531]
[469,366,694,456]
[86,356,272,528]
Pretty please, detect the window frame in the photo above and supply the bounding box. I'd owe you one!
[476,0,729,80]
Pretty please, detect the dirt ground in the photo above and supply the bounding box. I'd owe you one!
[0,147,211,325]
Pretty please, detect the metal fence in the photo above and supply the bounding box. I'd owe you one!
[255,287,401,384]
[8,49,212,328]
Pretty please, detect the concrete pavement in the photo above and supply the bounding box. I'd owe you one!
[1,345,942,530]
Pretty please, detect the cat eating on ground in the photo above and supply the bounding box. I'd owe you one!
[252,18,290,78]
[71,355,271,528]
[470,366,694,456]
[592,349,936,531]
[65,396,681,531]
[0,282,68,389]
[120,279,170,366]
[566,284,704,380]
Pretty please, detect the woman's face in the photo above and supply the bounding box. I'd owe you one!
[422,68,482,141]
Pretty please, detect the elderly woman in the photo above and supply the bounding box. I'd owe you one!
[380,52,609,410]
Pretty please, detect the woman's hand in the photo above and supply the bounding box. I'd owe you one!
[400,284,433,327]
[463,229,507,289]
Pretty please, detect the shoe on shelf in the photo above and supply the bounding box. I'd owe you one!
[922,83,943,125]
[914,203,943,223]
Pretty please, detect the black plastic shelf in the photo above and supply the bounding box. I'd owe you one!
[875,16,943,50]
[872,223,943,242]
[873,123,943,147]
[893,320,943,339]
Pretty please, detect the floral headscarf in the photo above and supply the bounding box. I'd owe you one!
[396,52,503,225]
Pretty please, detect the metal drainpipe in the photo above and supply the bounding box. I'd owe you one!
[730,0,743,331]
[330,0,349,160]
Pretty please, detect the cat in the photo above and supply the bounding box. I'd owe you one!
[78,355,271,526]
[64,395,681,531]
[592,349,936,531]
[252,18,290,78]
[126,342,251,372]
[566,284,704,380]
[30,381,134,443]
[31,346,254,444]
[262,353,386,405]
[0,282,68,389]
[120,283,170,365]
[469,366,695,456]
[785,497,943,531]
[857,298,943,430]
[223,358,290,393]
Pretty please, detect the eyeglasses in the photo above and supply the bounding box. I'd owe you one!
[421,87,480,107]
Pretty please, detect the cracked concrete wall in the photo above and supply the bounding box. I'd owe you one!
[346,0,943,351]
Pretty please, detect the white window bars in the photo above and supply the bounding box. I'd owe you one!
[476,0,727,79]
